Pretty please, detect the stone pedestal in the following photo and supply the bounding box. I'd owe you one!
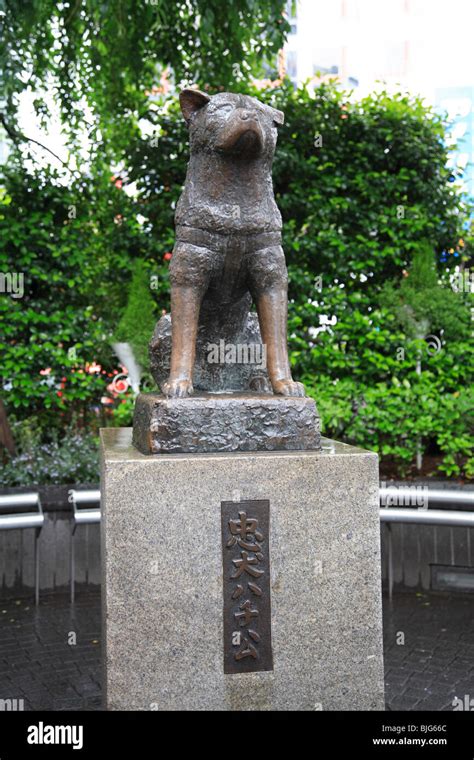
[100,428,384,711]
[132,392,320,454]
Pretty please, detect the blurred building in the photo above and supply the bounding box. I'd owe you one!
[282,0,474,196]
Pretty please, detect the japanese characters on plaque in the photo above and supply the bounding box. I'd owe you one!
[221,500,273,674]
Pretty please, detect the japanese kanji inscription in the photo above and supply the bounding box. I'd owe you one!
[221,500,273,674]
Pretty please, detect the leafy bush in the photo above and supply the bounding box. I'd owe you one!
[112,259,158,372]
[0,162,169,435]
[257,81,473,479]
[0,422,99,486]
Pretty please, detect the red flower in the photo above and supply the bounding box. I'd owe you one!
[163,252,172,261]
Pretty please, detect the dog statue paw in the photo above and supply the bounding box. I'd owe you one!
[271,378,306,397]
[162,377,194,398]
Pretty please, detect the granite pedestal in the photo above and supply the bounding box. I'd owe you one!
[101,428,384,711]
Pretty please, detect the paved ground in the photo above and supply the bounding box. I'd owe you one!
[0,589,472,710]
[383,591,474,711]
[0,591,101,711]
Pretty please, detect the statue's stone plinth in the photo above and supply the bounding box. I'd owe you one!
[101,428,385,711]
[132,392,320,454]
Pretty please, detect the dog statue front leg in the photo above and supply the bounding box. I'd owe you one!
[256,287,305,398]
[162,285,201,398]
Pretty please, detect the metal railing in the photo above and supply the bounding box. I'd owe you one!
[0,493,44,604]
[69,489,101,603]
[380,508,474,527]
[380,486,474,598]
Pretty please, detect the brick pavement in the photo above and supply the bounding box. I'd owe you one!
[0,591,101,711]
[0,589,472,711]
[383,591,474,711]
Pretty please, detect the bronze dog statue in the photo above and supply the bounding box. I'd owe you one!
[158,88,305,399]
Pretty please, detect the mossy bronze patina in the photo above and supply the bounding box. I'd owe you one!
[132,89,320,454]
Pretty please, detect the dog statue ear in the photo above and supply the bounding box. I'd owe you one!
[249,97,285,127]
[179,89,211,125]
[271,107,284,126]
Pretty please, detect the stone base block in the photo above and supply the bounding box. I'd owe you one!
[101,428,385,711]
[132,392,320,454]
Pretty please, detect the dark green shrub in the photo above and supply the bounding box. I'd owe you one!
[112,259,158,372]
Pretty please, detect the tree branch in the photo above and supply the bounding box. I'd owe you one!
[64,0,83,28]
[0,113,76,173]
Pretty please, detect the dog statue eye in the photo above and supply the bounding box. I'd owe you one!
[215,104,233,114]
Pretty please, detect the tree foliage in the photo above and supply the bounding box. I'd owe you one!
[1,0,289,157]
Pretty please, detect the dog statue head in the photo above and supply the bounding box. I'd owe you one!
[179,89,284,159]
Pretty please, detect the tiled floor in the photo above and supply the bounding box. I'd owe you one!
[383,590,474,711]
[0,588,472,710]
[0,591,101,711]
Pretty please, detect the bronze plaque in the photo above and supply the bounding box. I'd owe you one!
[221,499,273,674]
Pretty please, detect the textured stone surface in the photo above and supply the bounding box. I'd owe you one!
[150,312,271,393]
[101,428,385,711]
[132,391,320,454]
